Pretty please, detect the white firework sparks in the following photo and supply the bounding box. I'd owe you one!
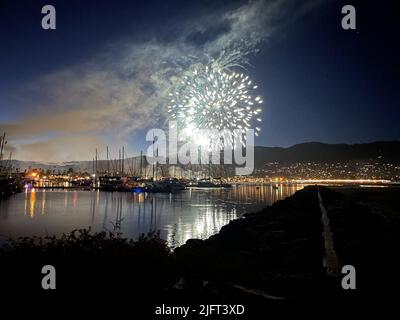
[167,65,262,148]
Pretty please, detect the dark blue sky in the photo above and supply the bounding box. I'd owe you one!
[0,0,399,160]
[254,0,399,146]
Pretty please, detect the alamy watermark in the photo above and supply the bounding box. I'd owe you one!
[145,121,254,176]
[41,5,56,30]
[41,265,56,290]
[341,5,356,30]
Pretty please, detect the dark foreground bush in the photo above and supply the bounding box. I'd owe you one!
[0,229,178,298]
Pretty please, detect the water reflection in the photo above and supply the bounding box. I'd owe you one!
[29,189,36,218]
[0,184,304,247]
[41,190,46,215]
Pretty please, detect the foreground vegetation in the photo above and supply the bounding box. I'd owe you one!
[0,229,178,297]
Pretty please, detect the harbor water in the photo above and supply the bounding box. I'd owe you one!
[0,184,304,247]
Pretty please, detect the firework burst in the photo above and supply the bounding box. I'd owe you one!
[167,65,262,148]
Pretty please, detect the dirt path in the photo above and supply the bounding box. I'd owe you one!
[318,187,340,275]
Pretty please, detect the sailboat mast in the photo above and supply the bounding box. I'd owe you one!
[152,134,155,180]
[106,146,109,175]
[0,132,6,162]
[118,149,121,175]
[95,148,98,177]
[122,146,124,177]
[140,150,143,178]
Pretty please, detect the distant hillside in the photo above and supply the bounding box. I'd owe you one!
[254,141,400,168]
[2,141,400,172]
[2,156,150,174]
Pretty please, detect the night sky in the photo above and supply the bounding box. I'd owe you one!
[0,0,398,161]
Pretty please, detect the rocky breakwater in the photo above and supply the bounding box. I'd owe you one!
[173,186,329,302]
